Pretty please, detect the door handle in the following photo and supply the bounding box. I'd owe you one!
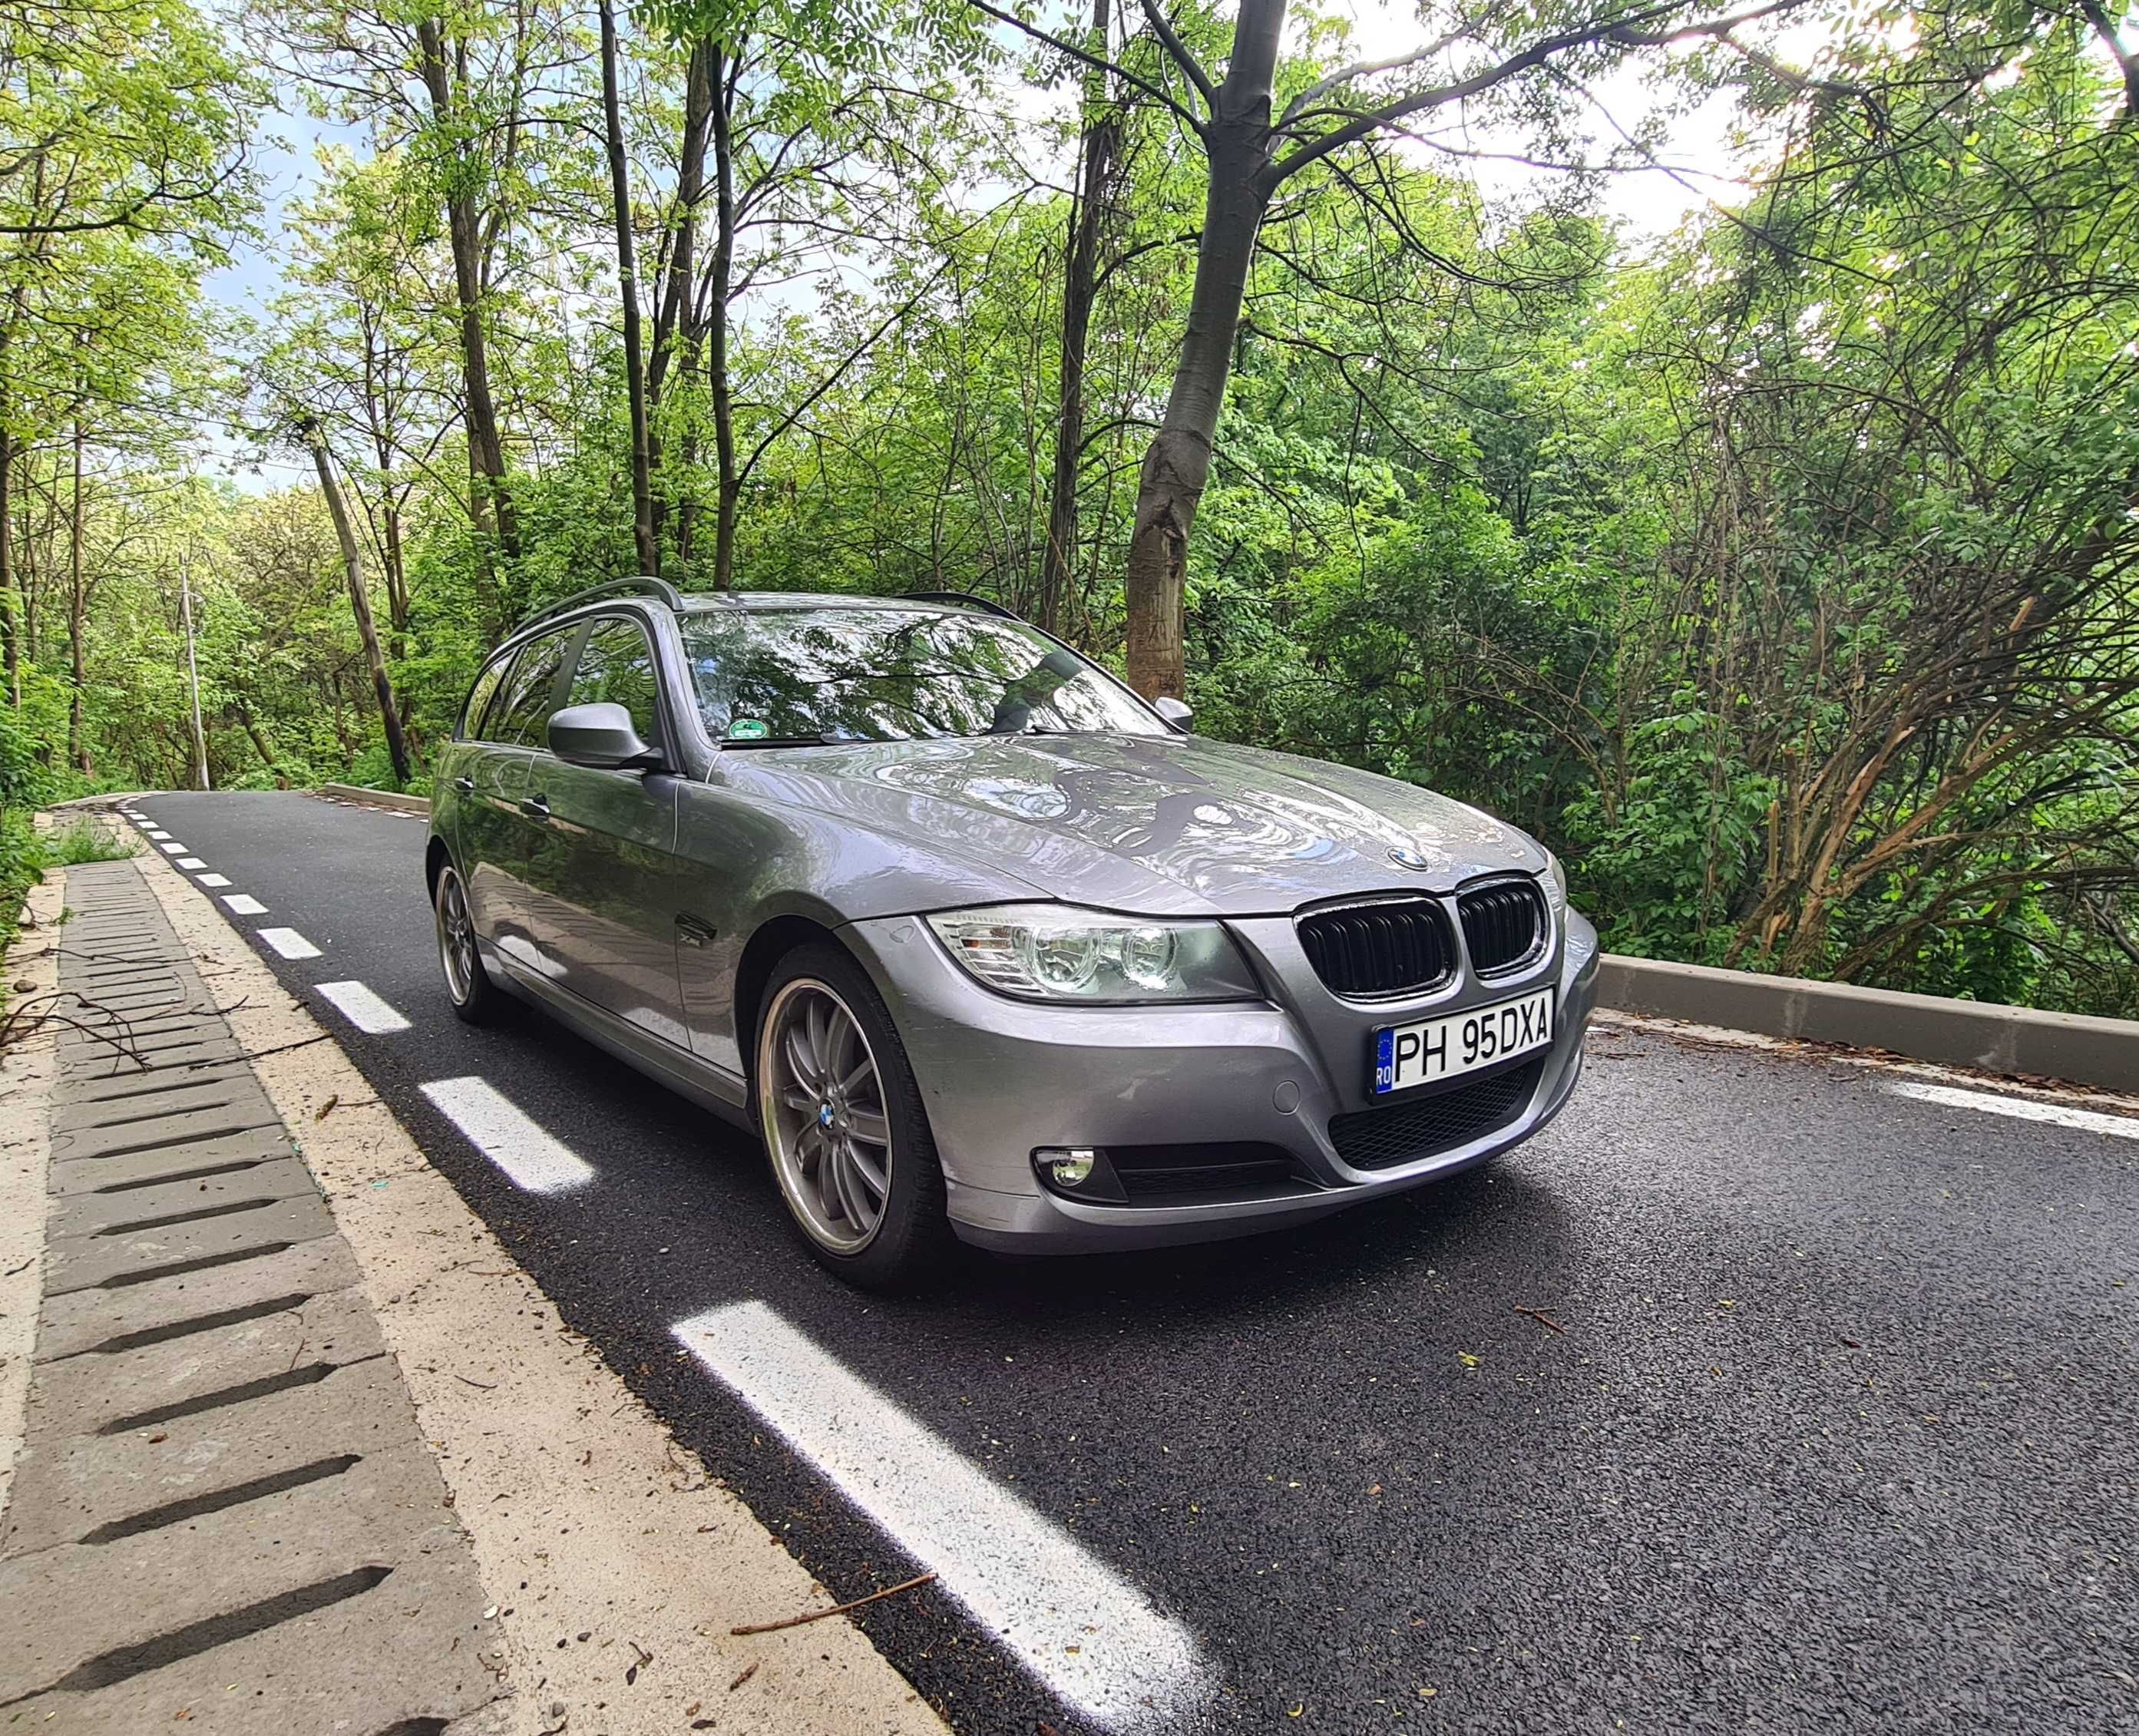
[675,913,718,948]
[519,794,550,820]
[453,776,474,795]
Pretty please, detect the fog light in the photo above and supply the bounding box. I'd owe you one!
[1043,1147,1098,1185]
[1033,1146,1128,1202]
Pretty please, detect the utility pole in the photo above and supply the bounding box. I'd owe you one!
[179,549,208,790]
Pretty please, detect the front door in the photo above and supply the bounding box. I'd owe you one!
[520,614,696,1051]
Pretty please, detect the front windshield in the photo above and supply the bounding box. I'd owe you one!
[679,606,1169,745]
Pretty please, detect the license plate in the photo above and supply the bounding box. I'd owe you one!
[1373,988,1555,1096]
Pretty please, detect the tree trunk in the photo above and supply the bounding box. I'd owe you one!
[706,51,739,591]
[1122,0,1286,699]
[0,421,16,709]
[236,700,286,788]
[415,16,519,570]
[68,419,91,775]
[306,423,413,786]
[382,499,409,651]
[652,37,714,562]
[1039,0,1119,637]
[598,0,659,577]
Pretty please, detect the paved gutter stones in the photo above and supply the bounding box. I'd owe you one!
[0,859,508,1734]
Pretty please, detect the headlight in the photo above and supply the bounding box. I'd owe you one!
[1540,850,1568,918]
[924,904,1259,1004]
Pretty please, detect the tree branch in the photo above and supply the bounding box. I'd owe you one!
[1139,0,1215,110]
[962,0,1204,131]
[1263,0,1807,190]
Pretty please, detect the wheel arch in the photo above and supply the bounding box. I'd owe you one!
[733,913,849,1076]
[425,834,452,895]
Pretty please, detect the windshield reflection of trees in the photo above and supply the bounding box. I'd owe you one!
[681,610,1161,742]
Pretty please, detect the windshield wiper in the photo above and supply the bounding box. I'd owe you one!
[719,732,836,749]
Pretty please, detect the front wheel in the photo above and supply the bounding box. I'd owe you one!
[435,860,506,1025]
[755,944,956,1290]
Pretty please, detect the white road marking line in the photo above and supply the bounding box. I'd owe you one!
[158,842,187,854]
[673,1301,1212,1732]
[222,894,268,915]
[144,829,170,839]
[419,1077,595,1193]
[314,980,412,1035]
[197,872,231,887]
[176,857,205,870]
[257,927,322,961]
[1889,1080,2139,1142]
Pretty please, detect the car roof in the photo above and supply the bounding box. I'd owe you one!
[675,591,982,613]
[494,589,1003,659]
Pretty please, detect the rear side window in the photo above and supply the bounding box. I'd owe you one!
[565,617,663,747]
[459,652,514,741]
[487,629,577,747]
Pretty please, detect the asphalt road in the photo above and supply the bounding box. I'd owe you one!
[127,791,2139,1735]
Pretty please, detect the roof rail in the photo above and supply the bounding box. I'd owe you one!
[517,577,686,633]
[898,589,1023,621]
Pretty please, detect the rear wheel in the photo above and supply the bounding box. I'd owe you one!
[755,944,955,1290]
[435,861,506,1025]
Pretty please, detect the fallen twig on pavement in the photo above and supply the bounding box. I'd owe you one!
[1514,1305,1566,1334]
[729,1571,937,1635]
[729,1659,759,1691]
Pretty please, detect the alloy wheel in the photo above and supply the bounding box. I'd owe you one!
[759,978,894,1254]
[436,866,479,1004]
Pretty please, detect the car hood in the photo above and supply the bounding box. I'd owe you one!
[716,732,1546,917]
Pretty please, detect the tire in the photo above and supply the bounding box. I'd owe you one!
[434,859,507,1026]
[754,942,957,1290]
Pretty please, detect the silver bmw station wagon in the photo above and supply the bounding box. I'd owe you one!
[427,580,1598,1288]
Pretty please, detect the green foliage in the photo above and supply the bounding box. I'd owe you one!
[9,0,2139,1019]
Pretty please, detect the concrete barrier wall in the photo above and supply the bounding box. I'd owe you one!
[319,782,432,815]
[310,784,2139,1093]
[1598,955,2139,1093]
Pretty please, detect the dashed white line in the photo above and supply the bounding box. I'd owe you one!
[222,894,268,915]
[144,829,170,839]
[419,1077,596,1193]
[176,857,205,870]
[158,842,187,854]
[197,872,231,887]
[1888,1080,2139,1142]
[257,927,322,961]
[314,980,412,1035]
[673,1301,1212,1731]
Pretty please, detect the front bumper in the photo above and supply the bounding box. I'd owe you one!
[842,904,1600,1253]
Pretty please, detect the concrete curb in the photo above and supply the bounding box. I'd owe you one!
[1599,954,2139,1094]
[316,785,2139,1093]
[0,855,509,1731]
[318,781,429,813]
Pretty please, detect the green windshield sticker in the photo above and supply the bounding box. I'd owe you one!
[726,716,769,740]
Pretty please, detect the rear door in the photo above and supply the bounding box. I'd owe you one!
[437,646,516,888]
[469,625,580,981]
[520,613,696,1050]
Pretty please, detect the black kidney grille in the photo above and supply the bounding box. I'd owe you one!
[1457,881,1546,975]
[1327,1058,1544,1170]
[1297,899,1454,998]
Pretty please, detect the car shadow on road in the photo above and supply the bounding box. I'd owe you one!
[947,1156,1579,1327]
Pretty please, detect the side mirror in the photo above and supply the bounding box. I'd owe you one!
[548,703,660,770]
[1153,696,1194,732]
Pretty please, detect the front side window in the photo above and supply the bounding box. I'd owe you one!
[488,629,576,747]
[460,652,514,741]
[677,607,1165,745]
[566,617,662,746]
